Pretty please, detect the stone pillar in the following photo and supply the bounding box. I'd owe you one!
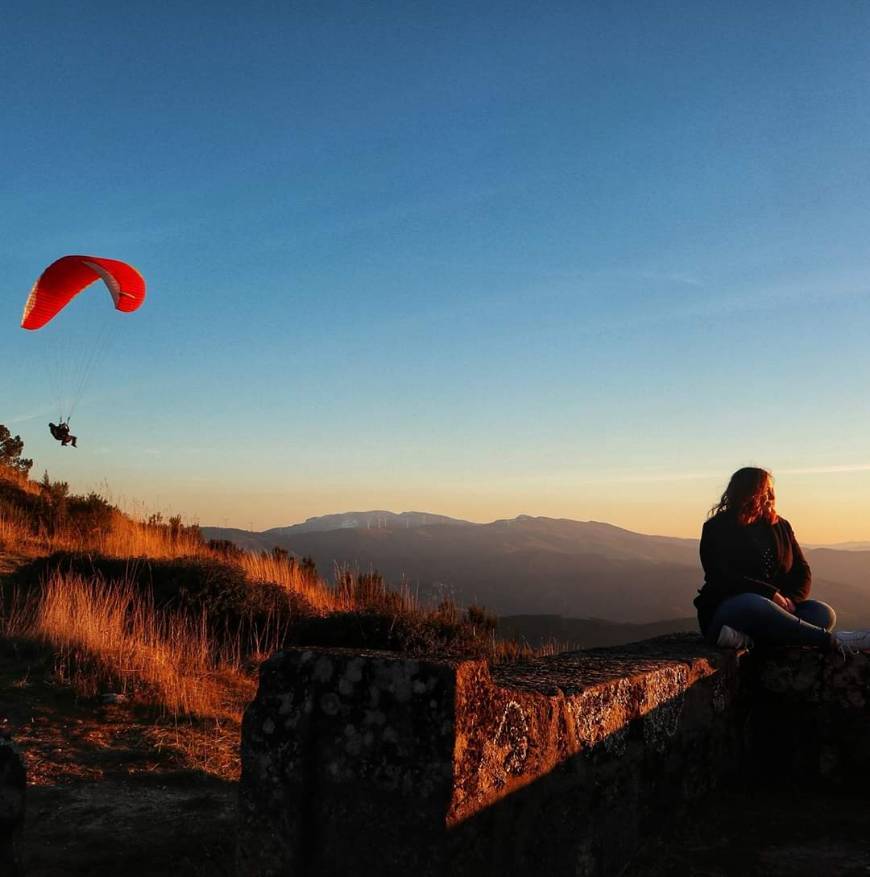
[237,648,465,877]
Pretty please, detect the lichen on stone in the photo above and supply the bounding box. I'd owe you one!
[641,665,688,753]
[494,700,530,774]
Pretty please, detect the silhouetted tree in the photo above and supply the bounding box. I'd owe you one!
[0,425,32,475]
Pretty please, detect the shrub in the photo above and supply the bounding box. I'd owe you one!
[466,604,498,632]
[208,539,246,560]
[67,492,115,541]
[36,472,69,536]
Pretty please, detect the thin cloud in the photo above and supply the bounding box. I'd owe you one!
[612,463,870,483]
[779,463,870,476]
[7,405,57,425]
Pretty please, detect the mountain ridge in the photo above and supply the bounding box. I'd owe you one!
[202,513,870,627]
[263,510,473,537]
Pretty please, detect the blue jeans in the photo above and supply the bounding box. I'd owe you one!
[706,593,836,647]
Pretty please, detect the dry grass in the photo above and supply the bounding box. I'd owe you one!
[238,551,340,613]
[4,571,252,721]
[99,514,209,560]
[0,466,41,496]
[146,720,246,779]
[0,507,31,552]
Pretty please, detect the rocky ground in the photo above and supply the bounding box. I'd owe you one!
[1,643,236,876]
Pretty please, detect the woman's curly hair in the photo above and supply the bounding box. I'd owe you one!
[709,467,778,526]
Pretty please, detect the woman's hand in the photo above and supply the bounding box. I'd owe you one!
[772,592,796,613]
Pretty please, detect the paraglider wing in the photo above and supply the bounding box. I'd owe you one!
[21,255,146,330]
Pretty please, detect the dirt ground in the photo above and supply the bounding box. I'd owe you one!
[9,648,870,877]
[626,784,870,877]
[2,646,237,876]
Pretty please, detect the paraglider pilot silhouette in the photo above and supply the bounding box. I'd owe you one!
[49,421,77,448]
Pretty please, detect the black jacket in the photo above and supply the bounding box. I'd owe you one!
[693,511,812,633]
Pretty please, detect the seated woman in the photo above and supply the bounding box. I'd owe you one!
[694,467,870,653]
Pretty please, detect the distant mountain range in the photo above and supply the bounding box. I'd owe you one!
[497,614,699,650]
[264,510,472,537]
[203,511,870,627]
[807,541,870,552]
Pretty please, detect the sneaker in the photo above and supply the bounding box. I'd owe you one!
[716,625,754,650]
[832,630,870,654]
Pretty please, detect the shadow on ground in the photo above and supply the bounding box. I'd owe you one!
[1,644,236,877]
[626,785,870,877]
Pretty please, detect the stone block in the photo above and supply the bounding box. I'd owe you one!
[238,636,745,877]
[750,648,870,785]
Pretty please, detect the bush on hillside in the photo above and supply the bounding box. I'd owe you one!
[0,469,68,540]
[36,472,70,535]
[335,569,406,613]
[208,538,246,559]
[144,511,204,549]
[261,549,318,585]
[0,476,41,521]
[67,492,115,540]
[289,603,500,659]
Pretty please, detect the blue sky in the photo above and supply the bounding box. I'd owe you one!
[3,1,870,539]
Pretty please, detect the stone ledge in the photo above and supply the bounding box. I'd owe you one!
[238,635,746,876]
[749,648,870,783]
[452,634,739,823]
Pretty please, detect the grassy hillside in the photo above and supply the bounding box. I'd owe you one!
[0,464,559,776]
[3,455,583,873]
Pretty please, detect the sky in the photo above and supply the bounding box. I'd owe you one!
[2,1,869,542]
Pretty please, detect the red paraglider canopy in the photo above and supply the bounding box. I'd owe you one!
[21,255,146,330]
